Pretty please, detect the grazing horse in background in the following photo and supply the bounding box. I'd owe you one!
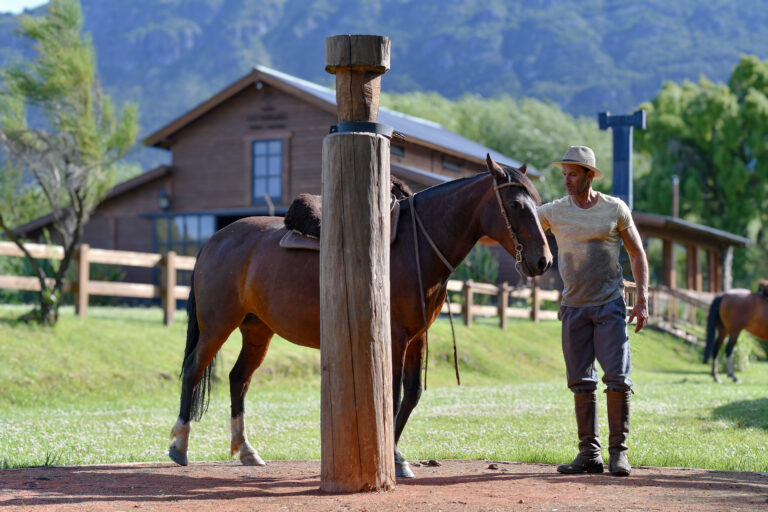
[168,155,553,478]
[704,289,768,383]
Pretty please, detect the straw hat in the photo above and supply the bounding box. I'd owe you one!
[552,146,603,179]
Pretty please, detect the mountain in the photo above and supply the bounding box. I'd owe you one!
[2,0,768,167]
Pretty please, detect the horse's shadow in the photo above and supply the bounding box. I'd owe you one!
[713,398,768,430]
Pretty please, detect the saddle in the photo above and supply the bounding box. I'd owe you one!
[280,177,412,251]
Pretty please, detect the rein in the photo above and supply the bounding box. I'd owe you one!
[407,171,530,388]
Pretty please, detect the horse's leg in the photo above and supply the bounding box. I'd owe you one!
[230,318,274,466]
[390,331,411,478]
[170,305,242,466]
[711,330,726,384]
[393,332,426,479]
[725,333,740,383]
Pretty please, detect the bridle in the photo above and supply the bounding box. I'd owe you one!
[409,170,529,276]
[407,170,531,387]
[492,171,527,274]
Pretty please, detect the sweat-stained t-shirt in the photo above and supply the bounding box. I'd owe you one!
[536,192,634,308]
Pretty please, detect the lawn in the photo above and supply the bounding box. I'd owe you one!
[1,305,766,472]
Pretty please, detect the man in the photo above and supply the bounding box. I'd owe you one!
[537,146,649,477]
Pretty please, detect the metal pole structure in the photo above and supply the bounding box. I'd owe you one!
[319,34,395,493]
[598,110,646,210]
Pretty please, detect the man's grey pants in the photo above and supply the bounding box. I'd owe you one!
[561,297,632,393]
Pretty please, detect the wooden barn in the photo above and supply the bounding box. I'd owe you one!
[13,65,539,286]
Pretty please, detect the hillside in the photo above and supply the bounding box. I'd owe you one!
[2,0,768,168]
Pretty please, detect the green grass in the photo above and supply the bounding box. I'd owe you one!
[1,305,767,472]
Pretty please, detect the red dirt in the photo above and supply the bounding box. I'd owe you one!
[2,460,767,511]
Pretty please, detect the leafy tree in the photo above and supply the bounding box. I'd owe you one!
[634,56,768,286]
[0,0,138,324]
[381,91,630,201]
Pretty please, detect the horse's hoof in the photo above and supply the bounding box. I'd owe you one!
[169,446,188,466]
[241,453,266,466]
[396,461,415,479]
[732,377,740,384]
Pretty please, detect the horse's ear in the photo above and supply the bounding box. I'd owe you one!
[519,163,528,175]
[486,153,505,178]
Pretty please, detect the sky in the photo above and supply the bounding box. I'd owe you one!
[0,0,47,14]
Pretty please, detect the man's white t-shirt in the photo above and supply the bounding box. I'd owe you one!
[537,192,634,307]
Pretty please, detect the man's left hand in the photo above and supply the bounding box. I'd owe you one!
[628,299,648,333]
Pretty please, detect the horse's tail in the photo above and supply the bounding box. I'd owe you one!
[180,269,217,421]
[704,294,724,363]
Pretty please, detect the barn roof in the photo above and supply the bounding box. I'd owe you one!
[143,65,537,177]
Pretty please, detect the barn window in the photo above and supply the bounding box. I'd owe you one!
[443,159,461,173]
[252,139,283,205]
[391,144,405,158]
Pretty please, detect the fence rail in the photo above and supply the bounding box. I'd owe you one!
[648,285,715,345]
[0,241,194,326]
[2,240,645,329]
[443,279,639,329]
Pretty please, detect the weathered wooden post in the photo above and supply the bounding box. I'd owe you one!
[530,277,541,323]
[161,250,177,327]
[74,243,90,317]
[498,281,509,330]
[463,280,474,327]
[320,34,395,493]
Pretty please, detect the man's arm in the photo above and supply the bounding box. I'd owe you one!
[619,225,649,333]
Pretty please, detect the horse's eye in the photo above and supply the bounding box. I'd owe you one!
[510,200,523,209]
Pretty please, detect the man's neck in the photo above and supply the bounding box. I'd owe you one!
[571,188,598,209]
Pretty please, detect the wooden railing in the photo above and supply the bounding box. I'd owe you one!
[0,241,195,326]
[443,279,638,329]
[1,239,647,330]
[442,278,561,328]
[648,284,715,344]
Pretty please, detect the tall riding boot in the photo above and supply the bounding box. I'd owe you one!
[606,389,631,476]
[557,391,603,474]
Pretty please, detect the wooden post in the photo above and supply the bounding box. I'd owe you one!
[74,244,90,317]
[530,277,540,323]
[162,250,177,327]
[707,250,721,293]
[686,244,700,325]
[498,281,509,330]
[662,239,676,325]
[463,280,474,327]
[320,34,395,493]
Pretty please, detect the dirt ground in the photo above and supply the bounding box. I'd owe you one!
[2,459,767,512]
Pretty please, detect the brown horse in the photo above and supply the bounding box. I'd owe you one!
[704,289,768,383]
[168,155,553,478]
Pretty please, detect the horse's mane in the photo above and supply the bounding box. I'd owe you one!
[415,166,541,205]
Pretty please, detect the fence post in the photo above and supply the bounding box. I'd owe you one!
[74,243,90,317]
[463,280,474,327]
[162,250,177,326]
[530,277,540,323]
[498,281,508,330]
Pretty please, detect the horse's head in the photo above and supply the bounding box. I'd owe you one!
[483,154,553,277]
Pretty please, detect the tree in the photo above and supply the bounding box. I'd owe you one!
[381,91,627,201]
[634,56,768,287]
[0,0,138,324]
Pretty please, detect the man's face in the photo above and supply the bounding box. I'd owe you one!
[562,163,593,196]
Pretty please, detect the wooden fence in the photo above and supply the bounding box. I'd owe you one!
[648,285,715,344]
[442,278,561,328]
[443,279,638,329]
[1,240,644,329]
[0,241,195,326]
